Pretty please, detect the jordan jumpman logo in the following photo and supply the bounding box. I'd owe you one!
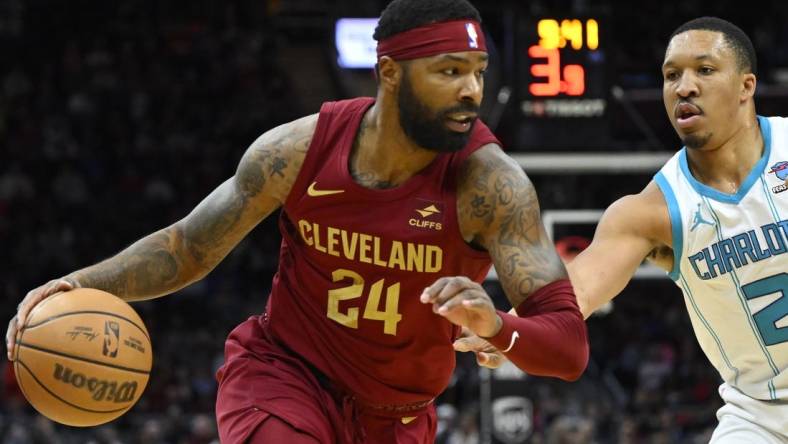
[690,203,714,231]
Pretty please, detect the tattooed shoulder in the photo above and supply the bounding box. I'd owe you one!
[457,145,537,243]
[236,114,318,202]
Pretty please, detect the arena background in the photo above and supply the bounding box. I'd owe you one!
[2,0,788,443]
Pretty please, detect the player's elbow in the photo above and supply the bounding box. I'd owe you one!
[525,311,589,381]
[557,320,589,381]
[559,343,589,381]
[555,295,590,381]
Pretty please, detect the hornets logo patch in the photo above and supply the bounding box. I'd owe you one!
[768,161,788,194]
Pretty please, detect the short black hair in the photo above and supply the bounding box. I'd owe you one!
[373,0,482,41]
[669,17,757,75]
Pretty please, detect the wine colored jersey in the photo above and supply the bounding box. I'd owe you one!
[265,97,498,406]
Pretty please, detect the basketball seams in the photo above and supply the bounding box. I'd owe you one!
[14,323,31,409]
[13,289,150,426]
[24,310,151,342]
[14,359,132,415]
[13,358,34,414]
[17,342,151,374]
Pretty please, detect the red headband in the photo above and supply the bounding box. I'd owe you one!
[376,19,486,61]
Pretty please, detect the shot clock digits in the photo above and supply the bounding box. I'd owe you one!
[528,19,600,97]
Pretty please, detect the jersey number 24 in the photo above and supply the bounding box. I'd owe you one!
[327,268,403,335]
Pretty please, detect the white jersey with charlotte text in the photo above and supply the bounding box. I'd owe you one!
[655,115,788,401]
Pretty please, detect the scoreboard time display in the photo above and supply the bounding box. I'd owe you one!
[520,18,606,119]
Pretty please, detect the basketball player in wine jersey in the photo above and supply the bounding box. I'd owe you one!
[457,17,788,443]
[7,0,589,442]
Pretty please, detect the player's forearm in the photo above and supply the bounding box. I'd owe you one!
[485,280,589,380]
[566,256,635,319]
[66,224,208,302]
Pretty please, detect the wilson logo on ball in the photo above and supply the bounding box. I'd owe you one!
[53,363,137,403]
[103,321,120,358]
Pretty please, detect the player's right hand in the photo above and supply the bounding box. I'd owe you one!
[6,278,79,361]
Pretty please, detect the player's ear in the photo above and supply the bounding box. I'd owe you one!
[741,72,756,102]
[377,56,403,93]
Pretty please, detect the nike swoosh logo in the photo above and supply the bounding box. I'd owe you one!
[307,182,345,197]
[502,331,519,353]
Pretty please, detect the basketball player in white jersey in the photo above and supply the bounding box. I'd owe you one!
[456,17,788,443]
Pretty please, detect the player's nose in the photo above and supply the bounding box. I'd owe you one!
[458,73,483,104]
[675,72,699,98]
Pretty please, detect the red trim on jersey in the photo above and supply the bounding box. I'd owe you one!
[485,279,589,381]
[283,99,371,210]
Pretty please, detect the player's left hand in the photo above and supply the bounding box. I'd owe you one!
[453,327,507,368]
[420,276,502,338]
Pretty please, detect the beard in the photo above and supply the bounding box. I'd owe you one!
[397,73,478,153]
[682,132,712,149]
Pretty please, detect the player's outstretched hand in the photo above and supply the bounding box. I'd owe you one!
[421,276,502,338]
[6,278,79,360]
[453,326,507,368]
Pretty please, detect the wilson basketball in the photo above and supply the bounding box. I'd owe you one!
[13,288,153,427]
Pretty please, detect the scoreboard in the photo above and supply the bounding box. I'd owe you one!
[528,19,598,96]
[513,16,609,149]
[521,18,606,117]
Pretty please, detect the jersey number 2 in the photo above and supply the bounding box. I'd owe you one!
[741,272,788,346]
[327,268,403,335]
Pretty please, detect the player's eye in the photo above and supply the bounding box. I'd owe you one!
[664,71,679,81]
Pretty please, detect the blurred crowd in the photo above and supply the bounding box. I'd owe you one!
[0,1,760,443]
[2,1,297,443]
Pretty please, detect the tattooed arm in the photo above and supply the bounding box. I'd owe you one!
[66,115,316,300]
[423,144,588,380]
[457,144,567,304]
[7,114,317,359]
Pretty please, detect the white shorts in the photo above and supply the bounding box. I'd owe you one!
[710,383,788,444]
